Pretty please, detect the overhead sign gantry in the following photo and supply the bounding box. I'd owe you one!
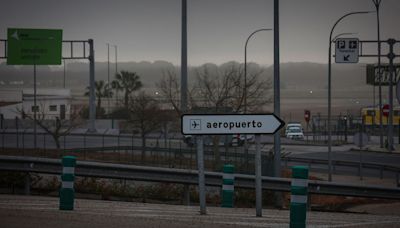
[7,28,62,65]
[0,29,96,133]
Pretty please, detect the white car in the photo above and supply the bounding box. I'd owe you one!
[285,123,303,136]
[286,127,304,140]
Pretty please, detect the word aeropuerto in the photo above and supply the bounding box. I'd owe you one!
[206,120,262,130]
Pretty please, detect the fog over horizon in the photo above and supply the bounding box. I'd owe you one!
[1,0,400,66]
[1,0,399,119]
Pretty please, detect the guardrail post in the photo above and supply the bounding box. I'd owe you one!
[43,132,46,155]
[221,164,234,208]
[22,130,25,155]
[117,133,120,156]
[1,129,4,152]
[290,166,309,228]
[24,173,30,195]
[332,160,336,173]
[59,156,76,210]
[15,117,19,151]
[83,133,87,159]
[182,184,190,206]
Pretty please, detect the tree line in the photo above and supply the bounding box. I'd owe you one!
[18,62,272,167]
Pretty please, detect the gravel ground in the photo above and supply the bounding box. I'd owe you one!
[1,195,400,228]
[346,202,400,216]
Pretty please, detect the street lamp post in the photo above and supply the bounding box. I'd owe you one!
[63,59,66,89]
[244,29,272,114]
[328,11,372,182]
[244,28,272,217]
[332,33,357,42]
[113,45,118,75]
[107,43,110,114]
[181,0,188,114]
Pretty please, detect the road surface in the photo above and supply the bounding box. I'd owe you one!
[1,195,400,228]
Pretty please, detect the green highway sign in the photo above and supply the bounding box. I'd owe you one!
[7,28,63,65]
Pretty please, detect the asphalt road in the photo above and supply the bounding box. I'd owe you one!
[1,195,400,228]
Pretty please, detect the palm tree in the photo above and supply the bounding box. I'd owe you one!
[112,71,143,108]
[111,79,123,106]
[85,80,113,116]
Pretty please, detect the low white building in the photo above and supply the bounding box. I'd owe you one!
[0,88,72,120]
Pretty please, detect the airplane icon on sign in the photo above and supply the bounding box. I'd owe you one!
[190,119,201,130]
[192,121,199,128]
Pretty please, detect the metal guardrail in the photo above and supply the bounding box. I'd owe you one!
[2,141,400,181]
[63,146,400,176]
[0,155,399,199]
[284,156,400,173]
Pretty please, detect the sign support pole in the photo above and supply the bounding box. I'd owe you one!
[196,136,206,215]
[33,63,37,149]
[255,134,262,217]
[181,114,284,216]
[88,39,96,133]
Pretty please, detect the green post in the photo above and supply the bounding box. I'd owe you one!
[290,166,309,228]
[221,164,234,208]
[59,156,76,210]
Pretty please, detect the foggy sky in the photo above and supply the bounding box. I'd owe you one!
[0,0,399,66]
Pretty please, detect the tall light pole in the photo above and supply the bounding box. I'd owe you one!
[243,28,272,217]
[181,0,188,114]
[372,0,383,148]
[244,29,272,114]
[113,45,118,76]
[333,33,357,42]
[328,11,372,182]
[107,43,110,114]
[63,59,66,89]
[273,0,282,210]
